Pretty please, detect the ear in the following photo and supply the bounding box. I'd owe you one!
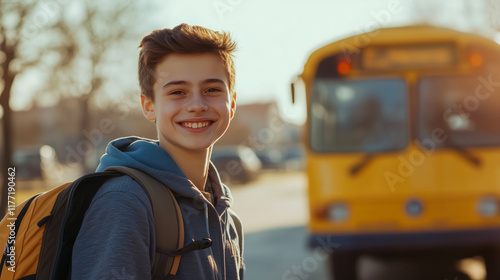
[141,94,156,122]
[230,92,237,119]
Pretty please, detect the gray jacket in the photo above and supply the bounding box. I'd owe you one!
[71,137,244,279]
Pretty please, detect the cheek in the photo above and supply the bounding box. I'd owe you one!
[214,99,231,115]
[218,104,232,122]
[157,102,180,123]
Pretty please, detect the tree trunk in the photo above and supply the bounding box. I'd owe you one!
[0,72,14,216]
[79,95,91,173]
[0,32,16,214]
[78,76,101,174]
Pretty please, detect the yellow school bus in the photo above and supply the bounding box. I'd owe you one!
[292,25,500,279]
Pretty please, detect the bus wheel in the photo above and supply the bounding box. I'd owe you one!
[330,251,358,280]
[484,249,500,280]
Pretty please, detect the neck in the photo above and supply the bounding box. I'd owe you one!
[160,142,211,191]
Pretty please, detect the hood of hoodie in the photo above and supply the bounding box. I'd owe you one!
[96,136,233,210]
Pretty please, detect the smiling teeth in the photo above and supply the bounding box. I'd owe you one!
[182,121,211,128]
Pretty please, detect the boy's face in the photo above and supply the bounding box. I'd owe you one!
[141,52,235,153]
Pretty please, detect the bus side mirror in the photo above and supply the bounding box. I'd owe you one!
[291,75,303,104]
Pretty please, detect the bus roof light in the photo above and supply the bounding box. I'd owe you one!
[468,52,483,67]
[337,60,351,75]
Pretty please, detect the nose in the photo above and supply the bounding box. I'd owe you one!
[187,92,208,112]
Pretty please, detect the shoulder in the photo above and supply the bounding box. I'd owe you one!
[94,175,151,203]
[73,175,156,279]
[78,175,155,239]
[89,175,153,217]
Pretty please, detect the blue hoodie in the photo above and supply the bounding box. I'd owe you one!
[71,136,244,279]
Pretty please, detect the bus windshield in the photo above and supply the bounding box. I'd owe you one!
[418,75,500,148]
[310,78,408,153]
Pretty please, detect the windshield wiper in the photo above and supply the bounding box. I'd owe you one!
[349,142,481,177]
[348,137,481,176]
[444,142,482,168]
[349,153,375,176]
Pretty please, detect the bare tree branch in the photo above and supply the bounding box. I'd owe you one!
[0,0,74,214]
[14,1,37,37]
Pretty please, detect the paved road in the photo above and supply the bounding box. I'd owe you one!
[230,171,486,280]
[230,171,328,279]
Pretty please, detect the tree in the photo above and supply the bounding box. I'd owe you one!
[0,0,147,214]
[68,0,139,173]
[0,0,78,214]
[34,0,146,174]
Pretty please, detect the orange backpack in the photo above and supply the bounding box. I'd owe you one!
[0,166,212,280]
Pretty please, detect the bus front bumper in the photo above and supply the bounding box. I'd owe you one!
[309,228,500,253]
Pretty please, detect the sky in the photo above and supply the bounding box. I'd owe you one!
[10,0,495,123]
[151,0,417,123]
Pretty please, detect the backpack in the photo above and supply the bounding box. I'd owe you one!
[0,166,213,280]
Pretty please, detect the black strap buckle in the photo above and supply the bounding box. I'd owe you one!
[164,238,213,257]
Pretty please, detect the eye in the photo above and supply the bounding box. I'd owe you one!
[206,88,221,93]
[169,90,184,95]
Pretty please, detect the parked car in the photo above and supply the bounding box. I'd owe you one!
[211,145,262,184]
[13,148,43,180]
[255,149,283,170]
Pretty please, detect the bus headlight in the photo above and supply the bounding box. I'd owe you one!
[478,197,499,217]
[405,199,423,217]
[327,203,349,222]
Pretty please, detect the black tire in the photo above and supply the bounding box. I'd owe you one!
[330,251,358,280]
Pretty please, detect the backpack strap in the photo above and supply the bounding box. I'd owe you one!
[228,209,243,255]
[104,166,184,280]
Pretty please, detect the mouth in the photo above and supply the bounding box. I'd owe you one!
[179,120,214,129]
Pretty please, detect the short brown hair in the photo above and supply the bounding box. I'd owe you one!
[138,23,237,100]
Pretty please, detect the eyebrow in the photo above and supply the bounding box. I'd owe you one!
[162,78,226,88]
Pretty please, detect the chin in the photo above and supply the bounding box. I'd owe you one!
[184,142,215,151]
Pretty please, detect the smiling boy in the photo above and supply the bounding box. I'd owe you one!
[71,24,244,279]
